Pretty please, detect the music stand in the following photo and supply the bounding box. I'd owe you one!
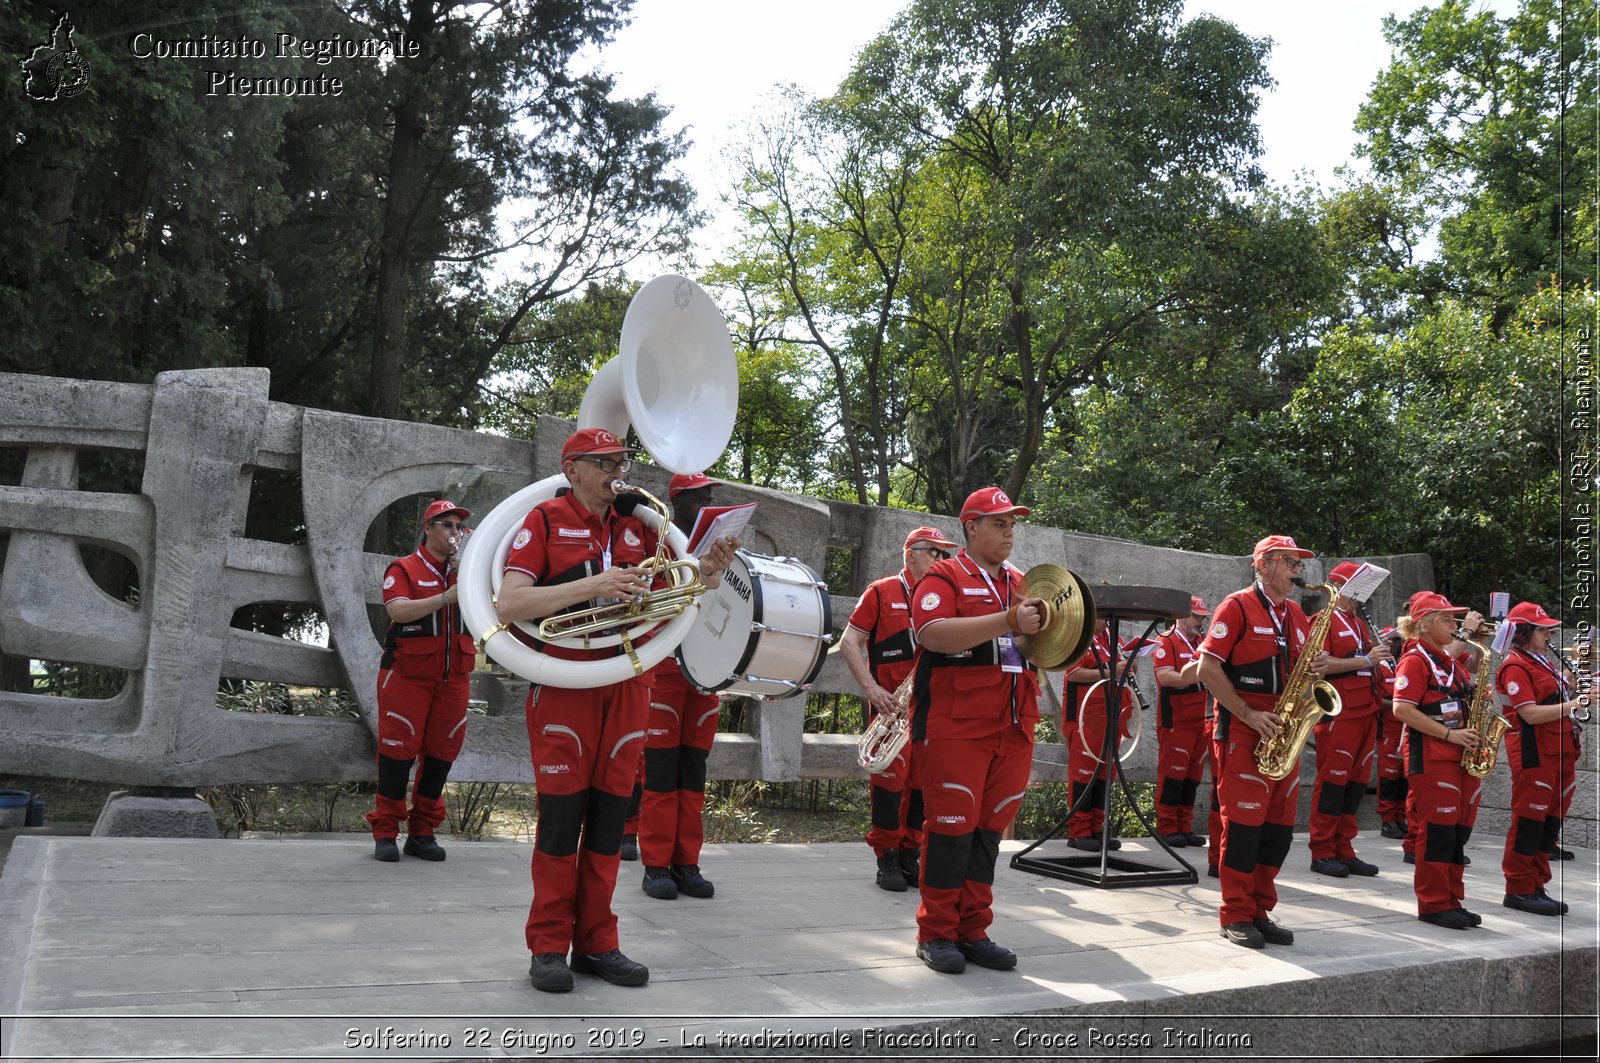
[1011,585,1198,888]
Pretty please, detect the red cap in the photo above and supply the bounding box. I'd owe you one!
[905,525,958,550]
[1328,561,1361,584]
[960,487,1031,520]
[1252,534,1314,563]
[422,499,469,525]
[1506,601,1560,627]
[561,427,634,462]
[1189,594,1211,616]
[1408,591,1468,619]
[668,472,722,499]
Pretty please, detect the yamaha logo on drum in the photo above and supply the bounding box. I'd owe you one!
[726,568,753,603]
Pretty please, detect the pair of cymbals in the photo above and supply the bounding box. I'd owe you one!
[1015,563,1096,670]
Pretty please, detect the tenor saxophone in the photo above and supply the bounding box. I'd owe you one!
[1461,632,1510,778]
[1255,581,1344,780]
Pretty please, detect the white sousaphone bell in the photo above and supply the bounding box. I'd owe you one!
[456,275,739,688]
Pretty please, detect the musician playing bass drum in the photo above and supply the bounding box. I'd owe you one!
[1495,601,1583,917]
[840,525,956,892]
[1390,592,1487,930]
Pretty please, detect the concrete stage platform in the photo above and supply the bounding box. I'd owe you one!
[0,832,1595,1063]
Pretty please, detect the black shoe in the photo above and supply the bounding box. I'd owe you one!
[1462,908,1483,926]
[1535,887,1569,914]
[1253,916,1294,945]
[403,834,446,861]
[374,837,399,863]
[1310,857,1349,878]
[671,863,715,899]
[1462,854,1472,866]
[1068,836,1101,852]
[1343,856,1380,877]
[642,866,678,899]
[916,939,966,973]
[1504,892,1564,916]
[1220,921,1265,948]
[1547,846,1575,861]
[897,848,920,887]
[1207,864,1219,878]
[571,949,649,986]
[619,833,638,862]
[1403,851,1416,864]
[1163,832,1188,848]
[1101,834,1122,851]
[1380,821,1408,839]
[1419,909,1474,929]
[1183,832,1208,847]
[529,953,574,993]
[875,853,908,892]
[957,937,1017,970]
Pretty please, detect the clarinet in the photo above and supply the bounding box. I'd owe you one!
[1553,649,1592,723]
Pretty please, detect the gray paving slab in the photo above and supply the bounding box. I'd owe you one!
[0,833,1595,1062]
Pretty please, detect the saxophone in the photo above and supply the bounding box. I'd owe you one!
[1461,632,1510,778]
[1255,581,1344,780]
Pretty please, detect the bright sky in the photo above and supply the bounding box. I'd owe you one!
[594,0,1516,268]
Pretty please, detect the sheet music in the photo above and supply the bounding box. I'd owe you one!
[686,501,756,557]
[1337,562,1389,604]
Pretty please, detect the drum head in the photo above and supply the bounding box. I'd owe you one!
[676,553,759,691]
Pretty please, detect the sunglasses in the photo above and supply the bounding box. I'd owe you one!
[431,520,466,530]
[575,456,631,475]
[910,546,951,560]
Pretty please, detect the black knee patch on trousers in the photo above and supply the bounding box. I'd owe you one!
[1223,822,1261,874]
[678,745,709,794]
[1342,778,1367,815]
[1453,823,1473,864]
[1259,822,1293,869]
[643,747,676,792]
[966,829,1002,885]
[925,831,974,891]
[871,783,903,831]
[377,755,412,801]
[584,789,630,855]
[626,780,642,819]
[1378,776,1408,802]
[1316,780,1346,816]
[1073,778,1107,811]
[1179,778,1200,807]
[415,756,453,800]
[535,789,588,856]
[1159,777,1186,807]
[1542,816,1564,852]
[1423,820,1456,864]
[906,787,924,832]
[1513,816,1546,856]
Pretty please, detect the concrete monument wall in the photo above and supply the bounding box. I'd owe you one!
[1,369,1589,845]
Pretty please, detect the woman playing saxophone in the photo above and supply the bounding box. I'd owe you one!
[1390,592,1486,930]
[1495,601,1584,917]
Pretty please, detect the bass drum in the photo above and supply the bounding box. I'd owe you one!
[676,550,832,700]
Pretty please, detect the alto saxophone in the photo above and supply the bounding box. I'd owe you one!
[1461,632,1510,778]
[1255,581,1344,780]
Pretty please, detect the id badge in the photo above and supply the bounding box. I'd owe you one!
[1438,700,1464,730]
[998,634,1024,674]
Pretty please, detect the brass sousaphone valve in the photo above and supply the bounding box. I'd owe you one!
[1015,563,1096,670]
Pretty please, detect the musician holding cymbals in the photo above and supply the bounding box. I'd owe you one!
[495,428,737,993]
[907,487,1047,974]
[1495,601,1584,917]
[841,525,956,892]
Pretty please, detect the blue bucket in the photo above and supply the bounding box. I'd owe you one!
[0,789,30,829]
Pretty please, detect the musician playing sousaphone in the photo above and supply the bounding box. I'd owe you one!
[841,525,955,892]
[1495,601,1584,917]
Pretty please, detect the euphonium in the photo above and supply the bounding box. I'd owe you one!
[858,673,914,774]
[1255,580,1344,780]
[1461,630,1510,778]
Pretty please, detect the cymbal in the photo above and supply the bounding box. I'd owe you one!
[1017,563,1096,670]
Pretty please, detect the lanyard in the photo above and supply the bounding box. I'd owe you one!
[897,572,918,648]
[1252,583,1292,680]
[1416,643,1468,697]
[1518,649,1572,698]
[1172,627,1197,657]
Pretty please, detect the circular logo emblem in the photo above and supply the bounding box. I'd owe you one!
[382,574,395,590]
[1506,680,1520,696]
[920,591,941,612]
[1209,621,1228,640]
[1396,675,1410,692]
[1155,646,1168,660]
[995,489,1011,505]
[597,430,617,446]
[512,528,532,551]
[623,528,641,547]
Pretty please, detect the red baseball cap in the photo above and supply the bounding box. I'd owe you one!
[561,427,634,462]
[1252,534,1314,563]
[668,472,722,499]
[905,525,958,550]
[1328,561,1361,584]
[1189,594,1211,616]
[422,499,469,524]
[1506,601,1560,627]
[1408,591,1468,619]
[960,487,1031,520]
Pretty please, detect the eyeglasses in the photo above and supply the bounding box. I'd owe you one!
[910,546,951,560]
[1266,556,1305,572]
[575,456,631,475]
[431,520,466,530]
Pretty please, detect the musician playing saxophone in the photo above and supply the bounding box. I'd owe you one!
[1390,592,1487,930]
[1196,534,1332,949]
[1495,601,1584,917]
[841,525,956,892]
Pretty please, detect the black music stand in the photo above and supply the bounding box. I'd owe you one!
[1011,585,1198,889]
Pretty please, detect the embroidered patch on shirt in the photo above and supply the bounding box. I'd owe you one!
[962,587,990,596]
[383,574,395,590]
[920,592,941,611]
[417,580,438,588]
[512,528,532,550]
[623,528,641,547]
[890,602,908,610]
[1253,626,1275,635]
[558,527,591,538]
[1209,621,1229,640]
[1396,675,1410,692]
[1506,680,1520,696]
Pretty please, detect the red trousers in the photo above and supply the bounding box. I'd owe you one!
[1214,726,1298,926]
[1376,709,1408,823]
[916,727,1032,943]
[865,706,923,857]
[524,679,647,956]
[1500,730,1573,895]
[1308,711,1378,861]
[1067,689,1129,838]
[1409,740,1481,915]
[640,665,720,867]
[365,667,469,839]
[1156,716,1209,837]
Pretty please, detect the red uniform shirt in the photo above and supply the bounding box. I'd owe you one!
[909,551,1040,741]
[1153,626,1208,726]
[847,571,918,690]
[1317,606,1381,716]
[1064,629,1116,723]
[1198,584,1311,738]
[503,491,656,662]
[381,548,475,679]
[1496,647,1574,768]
